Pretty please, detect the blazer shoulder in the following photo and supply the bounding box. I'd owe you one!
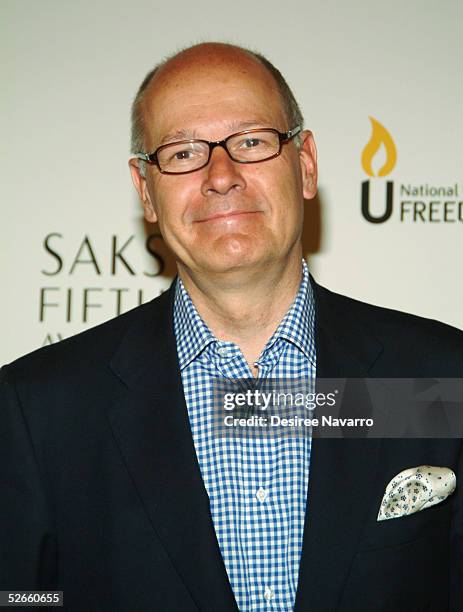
[313,280,463,373]
[322,282,461,331]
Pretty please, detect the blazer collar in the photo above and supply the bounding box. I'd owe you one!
[310,274,384,377]
[109,274,384,386]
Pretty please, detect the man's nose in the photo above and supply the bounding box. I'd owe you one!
[201,144,246,196]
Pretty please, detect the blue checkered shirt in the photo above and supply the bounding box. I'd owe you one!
[173,259,316,611]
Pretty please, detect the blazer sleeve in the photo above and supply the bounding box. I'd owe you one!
[0,366,57,590]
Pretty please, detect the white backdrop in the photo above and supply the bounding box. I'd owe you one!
[2,0,462,364]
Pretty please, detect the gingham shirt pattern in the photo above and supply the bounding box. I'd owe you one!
[173,260,316,611]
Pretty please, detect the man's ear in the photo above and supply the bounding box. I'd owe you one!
[128,159,158,223]
[298,130,318,200]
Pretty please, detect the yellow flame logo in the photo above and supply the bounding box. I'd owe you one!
[361,117,397,177]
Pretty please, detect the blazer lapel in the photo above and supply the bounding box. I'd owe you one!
[107,284,238,612]
[295,280,385,611]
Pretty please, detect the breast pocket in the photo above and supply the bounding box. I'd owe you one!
[357,495,453,552]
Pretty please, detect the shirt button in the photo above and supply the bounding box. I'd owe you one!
[264,586,274,602]
[256,487,268,502]
[217,346,228,356]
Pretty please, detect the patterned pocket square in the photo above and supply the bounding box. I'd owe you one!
[377,465,456,521]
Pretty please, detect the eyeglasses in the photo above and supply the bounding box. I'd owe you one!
[134,126,302,175]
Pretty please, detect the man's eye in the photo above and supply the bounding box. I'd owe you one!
[174,150,193,160]
[242,138,262,148]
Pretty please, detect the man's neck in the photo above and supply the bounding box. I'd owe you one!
[177,249,304,374]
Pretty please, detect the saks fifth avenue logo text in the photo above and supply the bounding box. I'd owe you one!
[39,232,169,346]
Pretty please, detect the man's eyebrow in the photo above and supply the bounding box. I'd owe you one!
[158,120,272,146]
[228,120,271,131]
[159,129,194,145]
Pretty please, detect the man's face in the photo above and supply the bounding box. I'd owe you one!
[130,50,317,279]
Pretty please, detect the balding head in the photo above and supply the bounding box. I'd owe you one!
[130,42,304,155]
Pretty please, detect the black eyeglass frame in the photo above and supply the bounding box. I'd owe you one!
[133,125,302,175]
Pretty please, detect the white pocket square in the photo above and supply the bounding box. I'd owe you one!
[377,465,456,521]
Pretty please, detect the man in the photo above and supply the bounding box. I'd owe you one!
[1,42,462,611]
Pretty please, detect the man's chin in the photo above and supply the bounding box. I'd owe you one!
[195,249,273,277]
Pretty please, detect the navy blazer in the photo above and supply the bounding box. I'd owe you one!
[1,277,463,611]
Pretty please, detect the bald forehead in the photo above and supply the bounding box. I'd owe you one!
[153,43,274,87]
[142,44,283,117]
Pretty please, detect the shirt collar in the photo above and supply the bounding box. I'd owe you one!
[259,258,315,364]
[174,279,216,370]
[173,258,316,370]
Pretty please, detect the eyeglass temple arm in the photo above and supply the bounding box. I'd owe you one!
[285,125,302,140]
[134,152,159,165]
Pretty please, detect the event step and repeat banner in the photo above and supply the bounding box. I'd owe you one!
[2,0,462,364]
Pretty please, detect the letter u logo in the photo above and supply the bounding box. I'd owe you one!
[361,180,394,224]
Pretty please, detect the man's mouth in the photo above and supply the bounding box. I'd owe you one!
[195,210,261,223]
